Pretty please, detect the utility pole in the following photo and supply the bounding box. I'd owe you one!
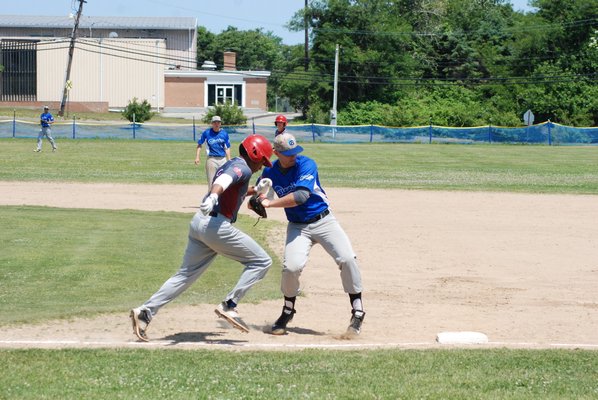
[331,43,339,128]
[303,0,309,118]
[58,0,86,117]
[304,0,309,72]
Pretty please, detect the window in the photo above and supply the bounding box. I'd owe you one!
[0,40,37,101]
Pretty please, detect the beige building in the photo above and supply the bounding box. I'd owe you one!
[0,15,270,113]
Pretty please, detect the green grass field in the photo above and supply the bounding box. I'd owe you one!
[0,206,282,325]
[1,348,596,399]
[1,138,598,193]
[0,106,191,123]
[1,138,597,399]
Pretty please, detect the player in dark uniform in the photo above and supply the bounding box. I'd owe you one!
[130,135,274,341]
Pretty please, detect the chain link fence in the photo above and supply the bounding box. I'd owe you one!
[2,118,597,145]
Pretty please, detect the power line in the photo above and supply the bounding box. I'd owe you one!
[29,33,597,88]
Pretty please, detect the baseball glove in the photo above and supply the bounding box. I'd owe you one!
[248,194,267,218]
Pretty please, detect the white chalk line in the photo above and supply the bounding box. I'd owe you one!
[1,339,597,350]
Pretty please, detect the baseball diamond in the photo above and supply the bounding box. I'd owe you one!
[0,181,597,350]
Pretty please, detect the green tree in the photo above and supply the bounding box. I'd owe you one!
[195,0,596,126]
[196,26,217,67]
[211,27,284,70]
[196,26,293,112]
[513,63,597,125]
[532,0,598,59]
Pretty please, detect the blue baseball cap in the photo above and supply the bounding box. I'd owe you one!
[274,133,303,156]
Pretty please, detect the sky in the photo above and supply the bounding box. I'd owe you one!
[3,0,535,46]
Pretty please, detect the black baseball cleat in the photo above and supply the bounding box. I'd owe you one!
[270,306,296,335]
[130,308,151,342]
[346,309,366,336]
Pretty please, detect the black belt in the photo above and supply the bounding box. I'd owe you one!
[209,211,219,217]
[302,209,330,224]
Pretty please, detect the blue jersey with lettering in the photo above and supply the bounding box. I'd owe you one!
[261,155,329,223]
[198,128,230,157]
[208,157,252,223]
[40,112,54,128]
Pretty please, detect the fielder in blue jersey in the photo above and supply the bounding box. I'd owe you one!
[130,135,274,341]
[34,105,57,152]
[253,133,366,337]
[195,115,231,187]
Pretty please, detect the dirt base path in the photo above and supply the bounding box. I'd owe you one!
[1,181,597,350]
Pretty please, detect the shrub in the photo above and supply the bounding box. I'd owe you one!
[203,101,247,125]
[122,98,155,123]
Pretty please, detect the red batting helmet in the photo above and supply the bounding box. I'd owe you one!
[241,134,273,167]
[274,114,287,126]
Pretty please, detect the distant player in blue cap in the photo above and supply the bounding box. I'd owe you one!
[34,106,57,152]
[195,115,231,188]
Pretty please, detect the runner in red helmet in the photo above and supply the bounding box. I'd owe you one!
[242,134,273,167]
[274,114,288,137]
[130,134,274,340]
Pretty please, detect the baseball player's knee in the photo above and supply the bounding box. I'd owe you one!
[282,264,301,275]
[335,255,358,271]
[282,260,304,275]
[250,254,272,271]
[262,255,273,269]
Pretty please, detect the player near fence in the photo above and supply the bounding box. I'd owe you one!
[274,114,287,137]
[249,133,366,337]
[130,134,274,341]
[34,106,57,152]
[195,115,231,187]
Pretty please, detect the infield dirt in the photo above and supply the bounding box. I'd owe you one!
[1,181,597,350]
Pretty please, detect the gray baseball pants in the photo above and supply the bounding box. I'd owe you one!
[141,212,272,318]
[281,212,363,297]
[37,127,56,150]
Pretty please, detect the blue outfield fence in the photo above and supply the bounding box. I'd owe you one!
[1,118,597,145]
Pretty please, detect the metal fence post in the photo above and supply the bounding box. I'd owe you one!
[132,113,136,139]
[12,110,16,138]
[488,124,492,143]
[252,118,256,135]
[72,116,76,139]
[193,116,196,142]
[547,120,552,146]
[370,124,374,143]
[428,123,433,144]
[311,123,316,142]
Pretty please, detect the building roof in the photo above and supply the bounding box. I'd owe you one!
[0,15,197,30]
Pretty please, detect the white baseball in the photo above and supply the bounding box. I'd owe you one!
[257,178,272,194]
